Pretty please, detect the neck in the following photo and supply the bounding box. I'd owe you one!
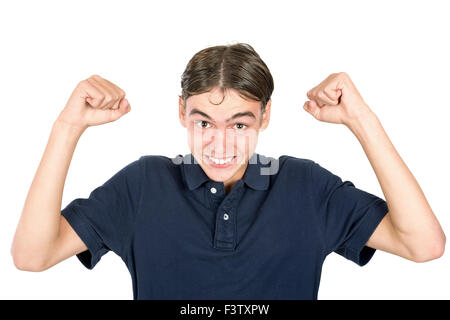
[223,161,248,194]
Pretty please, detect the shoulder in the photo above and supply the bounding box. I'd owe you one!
[137,154,184,182]
[277,154,315,175]
[277,155,340,180]
[109,155,176,181]
[263,154,316,187]
[138,154,176,168]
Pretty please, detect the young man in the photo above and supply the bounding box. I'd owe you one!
[11,43,445,300]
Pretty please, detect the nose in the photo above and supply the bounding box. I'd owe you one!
[209,128,235,157]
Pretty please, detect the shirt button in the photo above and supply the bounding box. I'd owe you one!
[210,187,217,194]
[223,213,229,220]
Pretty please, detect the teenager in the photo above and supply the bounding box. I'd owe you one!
[11,43,445,299]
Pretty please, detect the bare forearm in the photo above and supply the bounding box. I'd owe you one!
[347,110,445,250]
[12,119,85,264]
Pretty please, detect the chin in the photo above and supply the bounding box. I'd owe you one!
[201,164,237,182]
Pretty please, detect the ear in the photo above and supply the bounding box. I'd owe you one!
[179,96,187,128]
[259,99,271,131]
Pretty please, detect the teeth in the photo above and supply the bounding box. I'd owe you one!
[208,156,234,165]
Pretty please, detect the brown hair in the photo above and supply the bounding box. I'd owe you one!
[179,42,274,114]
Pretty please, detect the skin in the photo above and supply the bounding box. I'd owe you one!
[178,87,271,194]
[303,72,446,262]
[11,75,130,271]
[11,72,445,274]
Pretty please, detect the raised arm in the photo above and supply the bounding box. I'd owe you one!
[11,75,131,271]
[303,72,445,262]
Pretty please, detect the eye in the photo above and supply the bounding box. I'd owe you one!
[234,123,247,130]
[194,120,211,129]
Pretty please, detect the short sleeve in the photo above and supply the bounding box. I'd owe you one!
[61,156,144,270]
[310,161,389,266]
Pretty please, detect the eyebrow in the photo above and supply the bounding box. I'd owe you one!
[189,108,256,122]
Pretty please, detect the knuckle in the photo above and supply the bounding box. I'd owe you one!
[104,95,112,102]
[92,99,102,107]
[77,79,88,87]
[97,94,105,101]
[91,74,101,79]
[314,109,320,118]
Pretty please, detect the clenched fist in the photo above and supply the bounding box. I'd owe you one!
[56,74,131,130]
[303,72,374,128]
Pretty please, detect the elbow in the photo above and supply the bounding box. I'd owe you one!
[410,233,446,263]
[11,246,48,272]
[12,255,48,272]
[12,259,45,272]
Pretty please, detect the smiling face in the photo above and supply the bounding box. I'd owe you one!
[179,87,271,190]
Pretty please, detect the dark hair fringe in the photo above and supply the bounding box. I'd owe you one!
[180,42,274,113]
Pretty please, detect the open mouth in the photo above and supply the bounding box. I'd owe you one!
[203,155,237,168]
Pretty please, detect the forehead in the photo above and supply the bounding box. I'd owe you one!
[185,88,261,119]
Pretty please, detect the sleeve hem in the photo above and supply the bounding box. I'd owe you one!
[61,206,107,270]
[343,199,389,266]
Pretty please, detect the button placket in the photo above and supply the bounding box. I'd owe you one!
[214,205,235,250]
[206,182,225,210]
[213,180,244,251]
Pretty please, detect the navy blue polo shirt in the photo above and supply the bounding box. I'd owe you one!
[61,152,389,299]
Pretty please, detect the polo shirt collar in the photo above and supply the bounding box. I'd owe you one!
[179,153,270,191]
[179,154,210,190]
[242,153,270,190]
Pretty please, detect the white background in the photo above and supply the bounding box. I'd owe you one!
[1,0,449,299]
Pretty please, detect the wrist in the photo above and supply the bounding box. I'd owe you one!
[346,108,383,146]
[345,105,379,133]
[53,117,87,137]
